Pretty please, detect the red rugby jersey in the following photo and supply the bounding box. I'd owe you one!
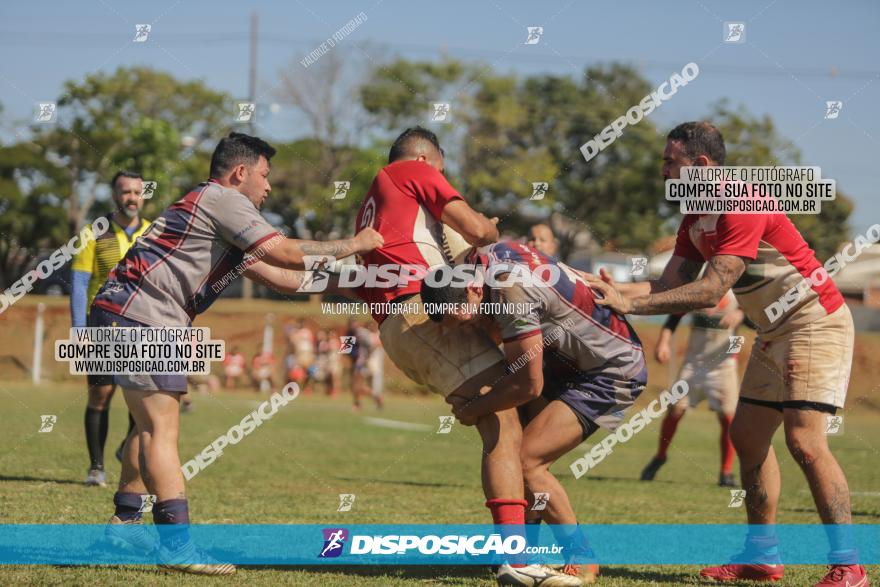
[673,213,843,335]
[353,160,464,323]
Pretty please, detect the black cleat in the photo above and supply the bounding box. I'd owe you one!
[640,456,667,481]
[718,472,738,488]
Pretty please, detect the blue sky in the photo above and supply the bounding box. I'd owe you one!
[2,0,878,235]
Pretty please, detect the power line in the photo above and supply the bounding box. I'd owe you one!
[0,30,877,81]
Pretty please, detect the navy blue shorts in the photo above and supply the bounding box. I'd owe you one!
[87,307,188,393]
[544,373,646,440]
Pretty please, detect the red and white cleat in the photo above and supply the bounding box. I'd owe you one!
[699,563,784,582]
[813,564,869,587]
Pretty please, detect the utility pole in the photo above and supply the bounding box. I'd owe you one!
[242,11,258,300]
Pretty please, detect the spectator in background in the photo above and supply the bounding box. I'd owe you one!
[527,223,558,258]
[222,346,246,389]
[250,343,276,393]
[284,349,306,390]
[366,321,385,410]
[346,319,373,411]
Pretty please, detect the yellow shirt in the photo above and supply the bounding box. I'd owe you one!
[71,215,151,309]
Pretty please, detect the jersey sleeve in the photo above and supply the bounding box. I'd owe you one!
[388,162,463,220]
[713,214,765,260]
[71,228,96,274]
[211,189,281,253]
[492,283,544,342]
[672,218,704,262]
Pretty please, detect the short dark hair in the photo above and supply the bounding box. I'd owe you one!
[667,121,726,165]
[388,126,443,164]
[420,267,469,322]
[209,132,277,178]
[110,170,142,191]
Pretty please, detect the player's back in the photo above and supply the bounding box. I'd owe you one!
[484,241,645,382]
[354,160,465,320]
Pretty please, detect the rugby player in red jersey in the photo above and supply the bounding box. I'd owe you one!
[587,122,867,587]
[347,127,579,585]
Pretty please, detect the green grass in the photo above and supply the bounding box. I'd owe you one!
[0,380,877,585]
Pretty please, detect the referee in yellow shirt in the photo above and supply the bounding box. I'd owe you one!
[70,171,151,487]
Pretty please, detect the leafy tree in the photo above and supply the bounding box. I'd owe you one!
[711,100,852,259]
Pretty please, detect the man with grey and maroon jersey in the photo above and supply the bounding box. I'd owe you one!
[90,132,382,575]
[421,240,646,580]
[587,121,866,587]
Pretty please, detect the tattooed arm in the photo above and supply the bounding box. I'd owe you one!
[580,255,704,299]
[258,228,384,270]
[243,261,359,298]
[588,255,747,316]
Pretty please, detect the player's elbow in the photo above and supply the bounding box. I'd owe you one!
[514,377,543,401]
[269,239,305,270]
[460,220,498,247]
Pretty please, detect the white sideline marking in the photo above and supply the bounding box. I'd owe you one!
[364,417,432,432]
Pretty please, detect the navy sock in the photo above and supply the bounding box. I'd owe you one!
[153,499,191,550]
[113,492,144,522]
[736,527,780,564]
[825,524,858,565]
[85,407,106,470]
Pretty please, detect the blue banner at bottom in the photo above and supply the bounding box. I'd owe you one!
[0,524,876,565]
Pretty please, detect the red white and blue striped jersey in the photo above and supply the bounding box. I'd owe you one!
[93,181,281,326]
[476,241,646,384]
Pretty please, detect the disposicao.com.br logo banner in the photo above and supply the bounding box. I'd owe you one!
[0,524,876,565]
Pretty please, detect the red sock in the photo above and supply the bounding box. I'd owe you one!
[719,414,735,474]
[657,411,684,459]
[486,498,528,567]
[486,498,528,525]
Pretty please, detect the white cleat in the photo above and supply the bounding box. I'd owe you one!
[496,563,583,586]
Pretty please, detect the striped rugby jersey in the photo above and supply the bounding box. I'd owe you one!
[93,181,280,326]
[477,241,647,387]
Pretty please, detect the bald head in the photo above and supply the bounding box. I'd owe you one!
[388,126,445,171]
[528,223,557,257]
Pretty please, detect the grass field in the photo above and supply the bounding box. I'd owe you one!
[0,297,878,585]
[0,380,877,585]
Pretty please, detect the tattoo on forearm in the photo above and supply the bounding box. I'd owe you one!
[631,255,745,315]
[300,238,355,259]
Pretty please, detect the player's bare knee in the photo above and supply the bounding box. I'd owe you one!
[784,427,829,468]
[729,418,755,452]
